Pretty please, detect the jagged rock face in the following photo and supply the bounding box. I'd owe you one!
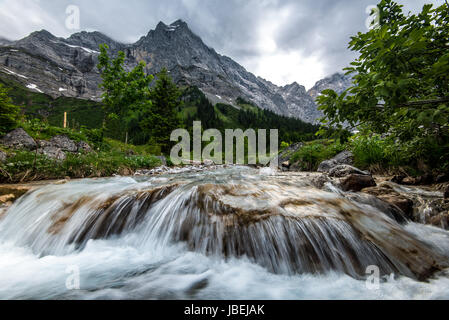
[0,37,12,46]
[308,72,354,102]
[0,20,352,123]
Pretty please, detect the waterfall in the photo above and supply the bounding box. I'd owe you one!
[0,167,448,299]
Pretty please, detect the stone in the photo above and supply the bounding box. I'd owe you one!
[416,174,434,185]
[0,194,15,204]
[76,141,93,153]
[345,192,408,224]
[0,128,37,150]
[429,213,449,230]
[277,143,304,167]
[281,161,290,168]
[328,164,370,178]
[340,174,376,192]
[0,150,6,162]
[377,195,414,219]
[38,146,66,161]
[311,174,332,189]
[444,186,449,200]
[0,185,33,199]
[390,175,405,184]
[402,177,417,185]
[126,150,136,156]
[203,159,214,167]
[435,174,449,184]
[49,135,77,152]
[317,151,354,173]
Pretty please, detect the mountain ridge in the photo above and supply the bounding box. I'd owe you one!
[0,20,353,124]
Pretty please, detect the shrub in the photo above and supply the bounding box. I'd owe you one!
[290,140,345,171]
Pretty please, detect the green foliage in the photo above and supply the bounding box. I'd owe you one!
[0,148,161,183]
[317,0,449,171]
[183,89,319,143]
[140,68,182,153]
[349,134,389,168]
[280,141,290,149]
[0,83,20,135]
[290,140,345,171]
[0,73,104,130]
[349,132,449,173]
[98,44,154,142]
[20,118,100,146]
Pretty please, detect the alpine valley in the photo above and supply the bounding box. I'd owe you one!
[0,20,352,124]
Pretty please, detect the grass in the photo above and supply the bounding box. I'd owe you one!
[0,118,163,183]
[0,73,104,130]
[0,149,162,183]
[289,139,345,171]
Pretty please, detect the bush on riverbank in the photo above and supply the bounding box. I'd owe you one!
[349,133,448,175]
[0,149,161,183]
[289,140,345,171]
[0,119,163,183]
[288,134,448,176]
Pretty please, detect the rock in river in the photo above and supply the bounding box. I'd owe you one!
[318,151,354,173]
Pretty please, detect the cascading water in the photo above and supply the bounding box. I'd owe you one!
[0,166,448,300]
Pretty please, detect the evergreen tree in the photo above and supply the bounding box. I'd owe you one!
[0,84,20,135]
[141,68,182,153]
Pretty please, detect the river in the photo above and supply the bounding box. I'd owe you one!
[0,166,448,300]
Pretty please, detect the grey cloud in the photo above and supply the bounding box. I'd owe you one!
[0,0,445,87]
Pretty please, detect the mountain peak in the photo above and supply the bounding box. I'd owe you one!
[282,81,306,95]
[155,19,190,33]
[28,29,56,40]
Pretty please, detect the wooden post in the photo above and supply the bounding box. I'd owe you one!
[64,112,67,129]
[125,132,128,145]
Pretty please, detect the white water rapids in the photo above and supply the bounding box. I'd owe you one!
[0,166,448,300]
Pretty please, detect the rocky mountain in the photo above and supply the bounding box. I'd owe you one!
[0,20,352,124]
[308,72,354,101]
[0,37,12,46]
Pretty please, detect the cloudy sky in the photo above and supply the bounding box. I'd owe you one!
[0,0,444,89]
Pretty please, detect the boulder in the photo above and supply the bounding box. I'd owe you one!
[328,164,370,178]
[289,161,303,171]
[402,177,417,185]
[281,161,290,168]
[202,159,214,167]
[38,146,66,161]
[311,174,332,189]
[49,135,77,152]
[317,151,354,173]
[76,141,93,153]
[435,174,449,184]
[340,174,376,192]
[277,143,304,166]
[0,128,37,150]
[0,185,33,199]
[401,174,434,186]
[345,192,408,223]
[429,213,449,230]
[390,175,405,184]
[444,186,449,200]
[0,150,6,162]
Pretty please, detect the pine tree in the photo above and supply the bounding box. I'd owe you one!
[141,68,182,153]
[0,84,20,135]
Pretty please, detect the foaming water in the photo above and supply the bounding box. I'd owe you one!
[0,167,448,300]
